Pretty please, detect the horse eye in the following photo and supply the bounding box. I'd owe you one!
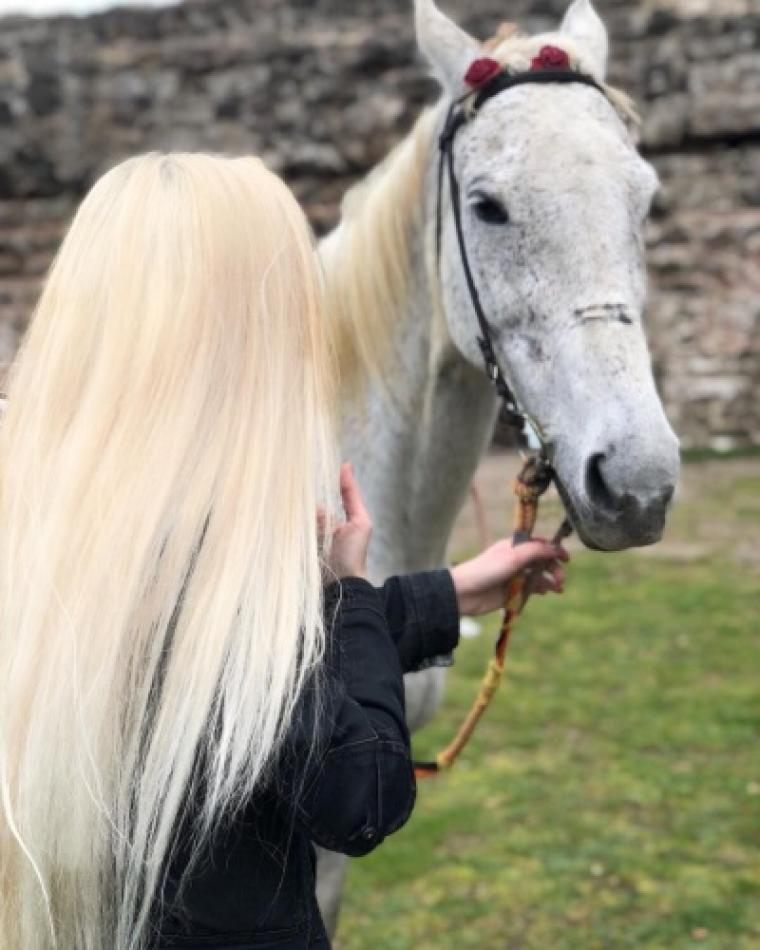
[472,194,510,226]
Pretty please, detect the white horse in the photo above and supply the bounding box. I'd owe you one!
[315,0,681,935]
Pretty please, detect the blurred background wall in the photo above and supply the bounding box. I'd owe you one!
[0,0,757,449]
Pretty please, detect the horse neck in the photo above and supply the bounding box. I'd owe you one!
[327,141,498,578]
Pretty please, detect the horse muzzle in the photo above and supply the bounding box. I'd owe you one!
[552,435,680,551]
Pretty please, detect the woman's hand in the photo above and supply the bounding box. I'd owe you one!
[323,462,373,580]
[450,537,569,617]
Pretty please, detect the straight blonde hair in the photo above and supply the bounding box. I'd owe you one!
[0,153,339,949]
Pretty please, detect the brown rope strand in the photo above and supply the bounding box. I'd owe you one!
[414,455,557,779]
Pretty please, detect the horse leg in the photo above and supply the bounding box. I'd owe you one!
[315,847,350,939]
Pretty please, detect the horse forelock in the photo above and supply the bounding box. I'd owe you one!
[484,28,640,127]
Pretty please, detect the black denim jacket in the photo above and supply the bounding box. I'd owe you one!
[152,570,460,949]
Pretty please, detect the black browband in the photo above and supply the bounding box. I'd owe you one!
[435,68,606,432]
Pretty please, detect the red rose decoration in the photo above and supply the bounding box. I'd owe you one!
[464,57,502,89]
[530,45,571,71]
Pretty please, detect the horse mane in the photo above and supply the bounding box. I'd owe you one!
[320,109,438,399]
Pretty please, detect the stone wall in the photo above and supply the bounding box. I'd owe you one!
[0,0,757,448]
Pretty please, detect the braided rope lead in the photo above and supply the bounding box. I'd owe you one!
[413,455,557,779]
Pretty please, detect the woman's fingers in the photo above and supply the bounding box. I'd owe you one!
[339,462,372,527]
[542,561,565,587]
[327,463,374,579]
[316,506,341,538]
[452,533,571,615]
[528,564,563,594]
[524,555,566,599]
[511,539,568,572]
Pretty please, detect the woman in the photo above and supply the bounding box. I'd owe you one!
[0,153,566,949]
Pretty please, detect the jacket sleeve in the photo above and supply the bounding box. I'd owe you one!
[276,577,416,858]
[377,569,461,674]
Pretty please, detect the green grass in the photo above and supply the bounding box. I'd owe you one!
[681,447,760,464]
[339,549,759,948]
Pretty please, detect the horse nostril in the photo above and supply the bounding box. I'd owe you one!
[584,453,676,524]
[584,452,618,515]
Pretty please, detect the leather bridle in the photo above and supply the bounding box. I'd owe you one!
[435,68,607,436]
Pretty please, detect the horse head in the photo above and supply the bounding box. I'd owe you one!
[416,0,680,551]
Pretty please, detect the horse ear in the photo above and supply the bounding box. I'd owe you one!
[560,0,608,80]
[415,0,481,98]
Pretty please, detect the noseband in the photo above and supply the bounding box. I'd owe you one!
[435,68,606,435]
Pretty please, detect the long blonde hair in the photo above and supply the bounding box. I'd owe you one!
[0,153,338,949]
